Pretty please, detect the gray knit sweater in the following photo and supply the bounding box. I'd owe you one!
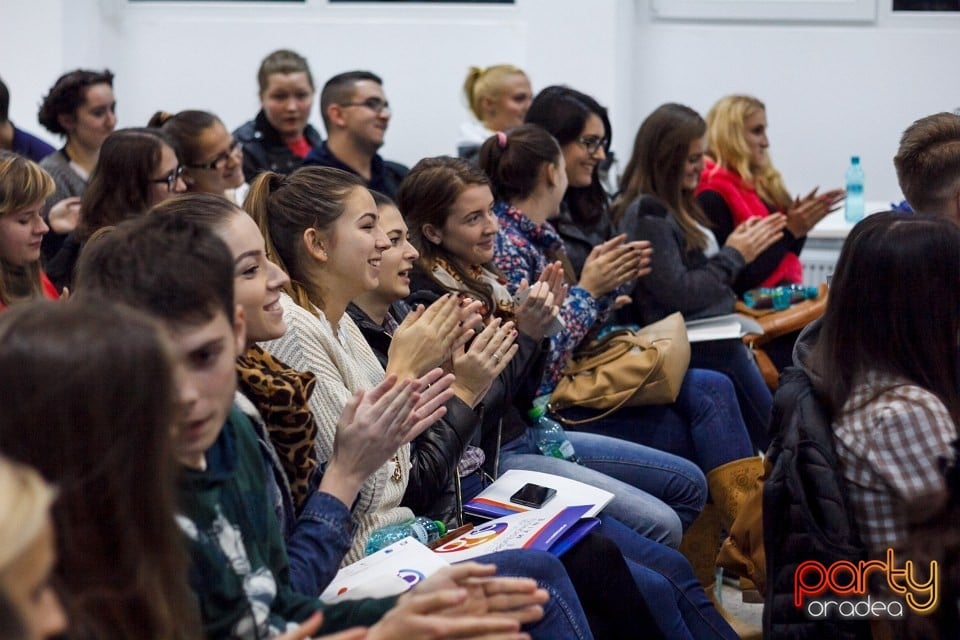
[261,293,413,564]
[39,150,86,217]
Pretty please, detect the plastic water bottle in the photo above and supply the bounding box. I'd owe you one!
[845,156,865,223]
[365,517,446,555]
[528,406,582,464]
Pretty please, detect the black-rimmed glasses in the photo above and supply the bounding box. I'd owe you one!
[150,165,184,192]
[185,140,242,171]
[578,135,608,155]
[339,97,391,115]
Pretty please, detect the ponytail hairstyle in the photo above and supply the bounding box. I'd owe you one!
[614,103,710,253]
[478,123,562,203]
[525,85,612,227]
[79,127,175,242]
[811,212,960,426]
[148,109,222,167]
[705,95,791,209]
[397,156,501,315]
[463,64,528,123]
[0,151,55,306]
[244,166,364,315]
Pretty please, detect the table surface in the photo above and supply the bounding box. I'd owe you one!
[806,201,896,239]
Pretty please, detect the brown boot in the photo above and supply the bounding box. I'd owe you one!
[706,457,768,596]
[679,504,763,639]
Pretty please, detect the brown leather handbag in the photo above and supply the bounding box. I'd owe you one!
[549,312,691,425]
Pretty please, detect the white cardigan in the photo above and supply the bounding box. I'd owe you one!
[262,292,413,564]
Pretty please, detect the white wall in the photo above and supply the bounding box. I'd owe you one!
[2,0,958,202]
[634,1,960,203]
[1,0,632,170]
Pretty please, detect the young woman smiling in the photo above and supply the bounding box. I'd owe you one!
[244,167,601,639]
[151,192,470,595]
[150,110,247,204]
[353,189,739,640]
[398,155,708,549]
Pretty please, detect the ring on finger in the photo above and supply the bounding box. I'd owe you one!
[492,353,501,363]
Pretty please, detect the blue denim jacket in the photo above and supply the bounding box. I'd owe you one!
[236,393,356,597]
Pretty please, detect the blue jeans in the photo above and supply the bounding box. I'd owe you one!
[597,516,738,640]
[690,339,773,451]
[559,369,754,474]
[475,549,594,640]
[498,430,706,548]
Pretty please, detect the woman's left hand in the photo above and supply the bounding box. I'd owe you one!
[514,280,560,341]
[536,261,569,308]
[451,318,518,407]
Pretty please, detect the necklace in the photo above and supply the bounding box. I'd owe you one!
[391,453,403,483]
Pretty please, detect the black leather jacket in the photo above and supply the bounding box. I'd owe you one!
[406,265,550,476]
[347,301,482,525]
[234,110,323,183]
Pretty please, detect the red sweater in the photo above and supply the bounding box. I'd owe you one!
[696,160,802,287]
[0,271,59,312]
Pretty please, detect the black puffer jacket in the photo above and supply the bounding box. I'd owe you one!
[762,365,870,640]
[347,301,482,526]
[234,110,323,183]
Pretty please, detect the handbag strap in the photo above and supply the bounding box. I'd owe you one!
[547,345,664,426]
[562,332,651,375]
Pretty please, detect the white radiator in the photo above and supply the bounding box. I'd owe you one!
[801,248,840,286]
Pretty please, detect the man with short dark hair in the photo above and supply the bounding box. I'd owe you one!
[0,77,54,162]
[893,112,960,221]
[302,71,408,197]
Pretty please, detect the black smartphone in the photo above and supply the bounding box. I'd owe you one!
[509,483,557,509]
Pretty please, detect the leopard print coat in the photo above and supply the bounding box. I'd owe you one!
[236,345,319,513]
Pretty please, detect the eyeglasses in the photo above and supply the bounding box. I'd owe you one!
[185,140,242,171]
[339,97,391,115]
[578,135,608,155]
[150,165,184,192]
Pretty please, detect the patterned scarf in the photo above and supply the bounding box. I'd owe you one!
[430,256,517,323]
[236,345,320,513]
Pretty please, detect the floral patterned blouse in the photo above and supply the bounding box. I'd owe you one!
[492,201,613,396]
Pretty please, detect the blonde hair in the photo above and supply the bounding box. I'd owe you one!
[0,152,55,305]
[705,95,791,209]
[463,64,528,122]
[0,455,55,574]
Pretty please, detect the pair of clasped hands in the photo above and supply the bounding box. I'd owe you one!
[284,562,549,640]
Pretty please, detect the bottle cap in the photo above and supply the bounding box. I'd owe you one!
[851,155,860,164]
[434,520,446,536]
[527,406,545,420]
